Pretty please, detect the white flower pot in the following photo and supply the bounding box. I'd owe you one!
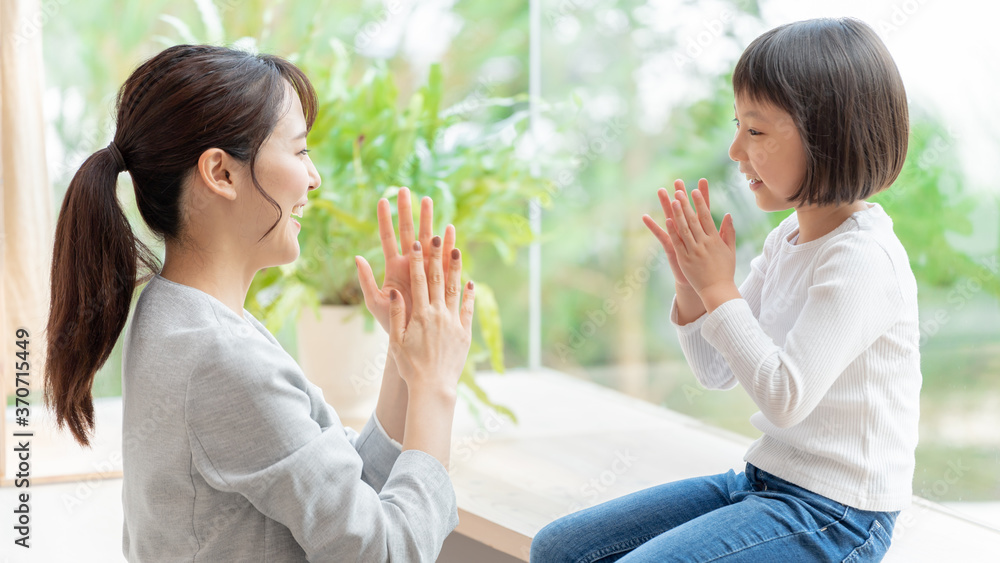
[297,304,388,429]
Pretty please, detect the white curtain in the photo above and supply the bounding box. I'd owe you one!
[1,0,54,479]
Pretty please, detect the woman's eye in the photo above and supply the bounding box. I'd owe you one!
[299,148,311,155]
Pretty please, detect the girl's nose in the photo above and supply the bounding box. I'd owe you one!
[728,132,746,163]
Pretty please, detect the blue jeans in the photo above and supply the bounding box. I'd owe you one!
[530,463,898,562]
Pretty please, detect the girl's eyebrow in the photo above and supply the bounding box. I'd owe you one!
[733,104,770,123]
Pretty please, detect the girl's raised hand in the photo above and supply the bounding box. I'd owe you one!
[664,180,738,309]
[643,178,723,288]
[355,187,457,334]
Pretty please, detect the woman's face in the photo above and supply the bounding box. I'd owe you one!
[241,82,321,268]
[728,94,807,212]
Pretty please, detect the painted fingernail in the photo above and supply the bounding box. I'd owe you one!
[432,236,442,248]
[390,290,398,301]
[451,248,460,260]
[413,241,421,251]
[467,281,474,290]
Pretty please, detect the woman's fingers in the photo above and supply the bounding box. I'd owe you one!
[409,240,429,310]
[398,187,415,254]
[388,289,406,349]
[355,256,379,305]
[419,196,433,263]
[446,248,463,314]
[460,281,475,331]
[377,198,399,258]
[428,235,445,304]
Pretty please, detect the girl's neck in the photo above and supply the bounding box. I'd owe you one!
[792,201,871,244]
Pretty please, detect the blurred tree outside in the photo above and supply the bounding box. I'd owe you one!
[40,0,1000,502]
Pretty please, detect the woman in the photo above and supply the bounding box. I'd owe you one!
[44,44,474,561]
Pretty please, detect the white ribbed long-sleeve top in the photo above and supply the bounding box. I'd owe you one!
[671,202,922,511]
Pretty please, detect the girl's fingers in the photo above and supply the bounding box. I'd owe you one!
[672,194,700,245]
[720,213,736,250]
[409,240,429,311]
[460,281,475,331]
[698,178,710,210]
[445,247,462,314]
[665,217,686,254]
[377,199,399,258]
[657,188,676,223]
[428,235,445,304]
[641,214,676,256]
[691,189,718,236]
[677,189,704,240]
[398,187,415,254]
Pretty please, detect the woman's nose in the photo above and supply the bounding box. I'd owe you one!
[307,158,321,191]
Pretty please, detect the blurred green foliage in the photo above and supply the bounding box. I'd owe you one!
[40,0,1000,500]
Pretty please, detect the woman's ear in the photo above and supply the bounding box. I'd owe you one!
[196,148,239,201]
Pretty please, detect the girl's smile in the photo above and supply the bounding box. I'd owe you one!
[729,96,806,212]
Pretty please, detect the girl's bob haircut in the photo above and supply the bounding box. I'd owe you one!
[733,17,909,206]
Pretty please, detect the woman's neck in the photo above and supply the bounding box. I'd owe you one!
[792,201,871,244]
[159,242,255,320]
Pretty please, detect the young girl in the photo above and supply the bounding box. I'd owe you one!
[531,17,920,562]
[44,44,475,561]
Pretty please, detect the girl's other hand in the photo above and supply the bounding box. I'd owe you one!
[388,238,475,396]
[355,187,457,334]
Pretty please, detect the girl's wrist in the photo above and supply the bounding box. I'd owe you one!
[698,281,741,313]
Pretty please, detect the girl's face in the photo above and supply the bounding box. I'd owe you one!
[243,82,321,267]
[728,95,807,212]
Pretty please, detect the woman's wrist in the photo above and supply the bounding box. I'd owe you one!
[374,353,408,443]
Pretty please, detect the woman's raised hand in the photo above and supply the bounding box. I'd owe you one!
[388,236,475,396]
[355,187,456,333]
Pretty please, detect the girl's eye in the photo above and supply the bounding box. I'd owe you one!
[299,148,311,156]
[734,118,761,136]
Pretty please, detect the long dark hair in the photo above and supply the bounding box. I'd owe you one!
[45,44,318,446]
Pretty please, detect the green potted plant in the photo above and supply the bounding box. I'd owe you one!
[246,42,552,426]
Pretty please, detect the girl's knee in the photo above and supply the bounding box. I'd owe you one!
[529,518,578,563]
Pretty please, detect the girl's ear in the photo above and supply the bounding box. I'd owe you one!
[196,148,239,201]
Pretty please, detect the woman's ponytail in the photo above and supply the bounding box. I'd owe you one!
[44,143,157,447]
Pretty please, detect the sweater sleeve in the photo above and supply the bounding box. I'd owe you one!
[185,343,458,562]
[699,234,903,428]
[670,226,773,390]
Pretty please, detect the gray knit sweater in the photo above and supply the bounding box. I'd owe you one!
[120,272,458,562]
